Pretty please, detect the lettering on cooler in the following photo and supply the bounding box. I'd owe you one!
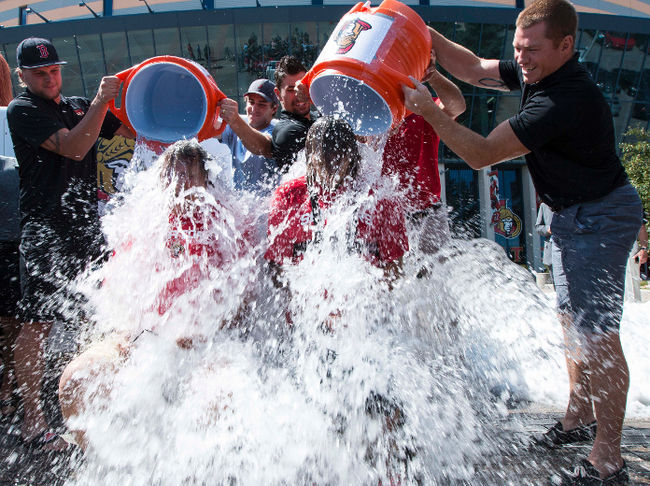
[318,12,394,64]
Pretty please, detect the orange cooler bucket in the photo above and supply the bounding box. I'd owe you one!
[302,0,431,136]
[109,56,227,143]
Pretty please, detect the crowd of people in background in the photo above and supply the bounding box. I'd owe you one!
[240,29,320,77]
[0,0,648,484]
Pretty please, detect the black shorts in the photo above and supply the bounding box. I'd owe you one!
[0,241,21,317]
[19,219,107,323]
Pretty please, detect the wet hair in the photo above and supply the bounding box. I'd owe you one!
[516,0,577,47]
[274,55,307,90]
[160,139,209,184]
[305,116,361,193]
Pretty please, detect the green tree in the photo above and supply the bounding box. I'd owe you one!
[620,127,650,218]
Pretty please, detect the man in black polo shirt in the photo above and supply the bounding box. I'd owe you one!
[219,55,318,173]
[403,0,642,484]
[7,37,133,451]
[270,55,319,170]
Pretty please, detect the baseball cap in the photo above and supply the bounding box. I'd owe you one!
[244,79,278,105]
[17,37,67,69]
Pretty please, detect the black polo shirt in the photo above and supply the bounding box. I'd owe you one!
[271,109,319,171]
[499,53,627,211]
[7,89,121,228]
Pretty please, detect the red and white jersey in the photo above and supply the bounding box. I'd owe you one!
[157,204,251,315]
[265,176,408,267]
[382,106,442,212]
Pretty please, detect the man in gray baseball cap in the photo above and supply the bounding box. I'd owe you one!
[244,78,278,106]
[219,79,280,193]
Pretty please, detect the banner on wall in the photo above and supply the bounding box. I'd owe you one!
[488,170,522,240]
[96,135,135,213]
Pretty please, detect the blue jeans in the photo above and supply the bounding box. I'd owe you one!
[551,183,643,334]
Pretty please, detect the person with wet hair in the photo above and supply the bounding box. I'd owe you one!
[159,138,210,195]
[58,140,254,449]
[403,0,642,483]
[304,114,359,193]
[266,117,412,482]
[265,116,408,273]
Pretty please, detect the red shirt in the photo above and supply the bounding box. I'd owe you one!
[381,108,442,212]
[265,176,408,267]
[157,205,248,315]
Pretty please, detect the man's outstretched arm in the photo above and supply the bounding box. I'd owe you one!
[428,27,507,91]
[403,78,529,169]
[218,98,273,158]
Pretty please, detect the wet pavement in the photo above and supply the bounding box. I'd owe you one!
[1,403,648,485]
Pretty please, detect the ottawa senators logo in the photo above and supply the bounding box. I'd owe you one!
[167,232,186,258]
[493,206,523,239]
[336,18,372,54]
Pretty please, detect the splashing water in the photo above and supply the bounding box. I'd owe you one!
[57,140,649,486]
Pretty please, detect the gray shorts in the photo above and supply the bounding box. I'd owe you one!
[551,183,643,334]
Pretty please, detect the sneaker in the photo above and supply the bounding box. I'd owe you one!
[531,420,597,449]
[552,459,628,485]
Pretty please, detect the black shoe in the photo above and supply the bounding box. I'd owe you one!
[552,459,628,485]
[532,420,597,449]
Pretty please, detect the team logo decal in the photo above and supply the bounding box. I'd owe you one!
[96,136,135,198]
[74,109,85,116]
[36,44,49,58]
[488,170,522,239]
[493,205,522,239]
[167,231,186,258]
[336,18,372,54]
[300,212,313,227]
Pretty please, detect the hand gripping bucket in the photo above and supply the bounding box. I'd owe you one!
[301,0,431,136]
[109,56,227,144]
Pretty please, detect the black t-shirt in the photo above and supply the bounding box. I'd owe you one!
[271,109,319,171]
[7,90,122,227]
[499,53,627,211]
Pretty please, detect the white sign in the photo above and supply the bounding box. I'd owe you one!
[316,12,394,65]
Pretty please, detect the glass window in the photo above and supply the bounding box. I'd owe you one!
[154,28,182,57]
[127,30,155,65]
[76,34,107,97]
[316,20,336,53]
[2,42,22,98]
[629,67,650,128]
[453,22,481,55]
[427,22,455,42]
[103,31,131,75]
[478,23,508,59]
[52,36,84,97]
[262,22,291,66]
[207,24,238,104]
[180,26,208,63]
[236,23,265,98]
[445,165,481,239]
[289,22,318,67]
[466,89,497,136]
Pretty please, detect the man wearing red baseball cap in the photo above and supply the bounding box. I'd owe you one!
[7,37,134,453]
